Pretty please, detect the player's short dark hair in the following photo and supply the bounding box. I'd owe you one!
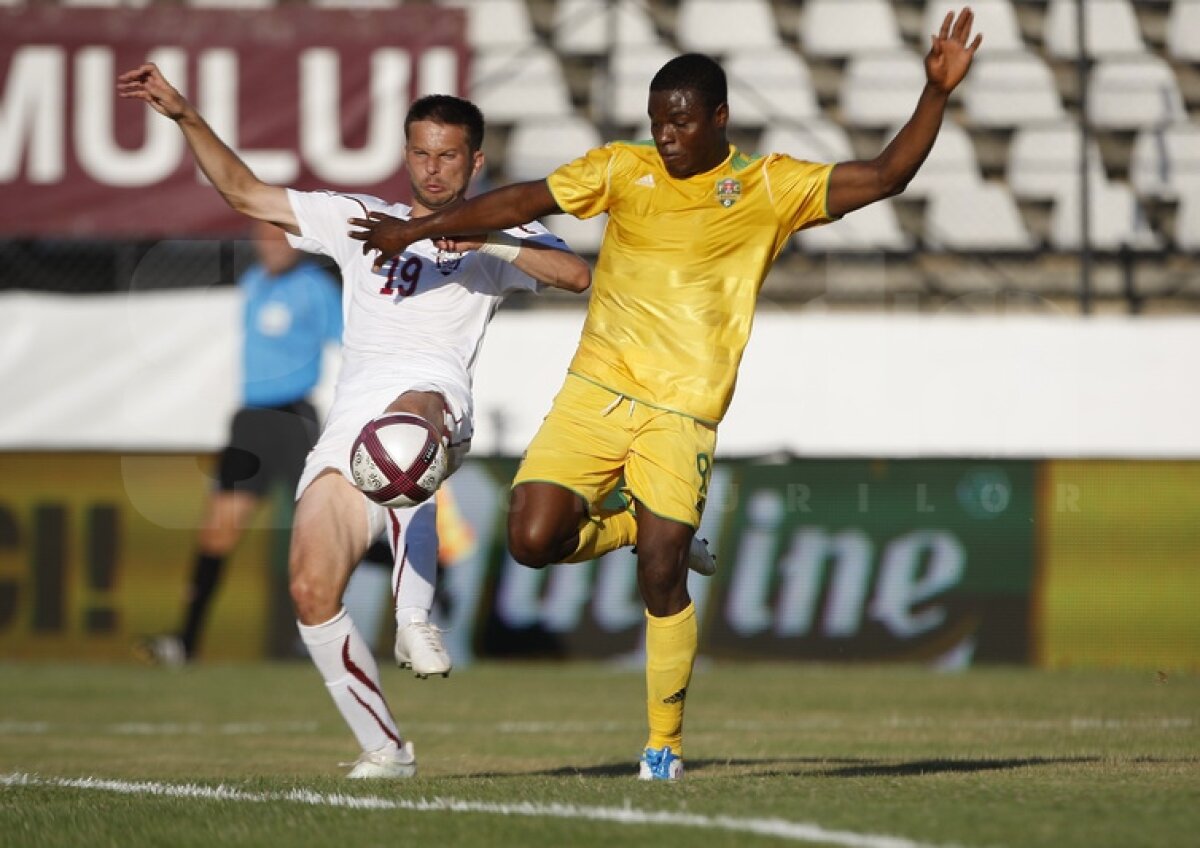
[649,53,728,113]
[405,95,485,153]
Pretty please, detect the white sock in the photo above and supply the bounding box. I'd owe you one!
[298,607,401,754]
[387,499,439,628]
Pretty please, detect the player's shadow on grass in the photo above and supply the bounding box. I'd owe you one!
[816,756,1100,778]
[453,755,1099,780]
[453,757,862,780]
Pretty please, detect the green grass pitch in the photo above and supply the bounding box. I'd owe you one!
[1,661,1197,847]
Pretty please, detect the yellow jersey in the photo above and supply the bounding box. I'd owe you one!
[547,142,834,424]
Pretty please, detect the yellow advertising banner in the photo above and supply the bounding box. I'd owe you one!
[1038,461,1200,670]
[0,453,285,662]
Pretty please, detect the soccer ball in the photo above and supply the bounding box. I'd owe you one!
[349,413,448,508]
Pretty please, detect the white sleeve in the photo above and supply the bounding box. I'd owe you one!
[285,189,387,268]
[492,219,572,295]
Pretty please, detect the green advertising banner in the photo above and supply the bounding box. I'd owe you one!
[458,458,1037,666]
[700,460,1036,663]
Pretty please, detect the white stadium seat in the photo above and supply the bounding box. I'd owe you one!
[1167,0,1200,62]
[963,51,1065,127]
[725,48,819,127]
[1008,121,1105,200]
[801,0,903,58]
[554,0,660,56]
[840,50,926,128]
[1088,55,1187,130]
[923,0,1024,52]
[437,0,535,49]
[795,201,913,253]
[1044,0,1147,58]
[470,47,571,123]
[925,183,1036,251]
[676,0,781,54]
[505,117,603,182]
[1130,123,1200,200]
[1175,190,1200,252]
[598,43,678,127]
[759,120,855,163]
[1050,180,1161,251]
[543,213,608,255]
[896,121,984,199]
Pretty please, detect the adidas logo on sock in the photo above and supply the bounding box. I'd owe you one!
[662,687,687,705]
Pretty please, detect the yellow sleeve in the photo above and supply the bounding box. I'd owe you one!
[767,156,837,232]
[546,145,617,220]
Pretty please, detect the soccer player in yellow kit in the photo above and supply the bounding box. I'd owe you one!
[353,9,982,780]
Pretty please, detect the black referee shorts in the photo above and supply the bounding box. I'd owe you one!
[216,400,320,497]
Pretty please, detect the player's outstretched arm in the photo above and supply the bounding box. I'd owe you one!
[350,180,562,272]
[117,63,298,233]
[825,7,981,219]
[434,232,591,293]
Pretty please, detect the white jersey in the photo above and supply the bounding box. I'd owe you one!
[286,188,564,500]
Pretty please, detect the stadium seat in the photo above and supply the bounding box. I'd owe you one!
[923,0,1024,51]
[469,47,572,123]
[1008,121,1106,200]
[1088,55,1188,130]
[1167,1,1200,62]
[1130,123,1200,200]
[759,120,855,163]
[598,43,678,127]
[1044,0,1147,59]
[437,0,535,49]
[963,51,1065,127]
[1049,180,1161,251]
[795,200,913,253]
[924,183,1036,251]
[896,121,984,199]
[800,0,903,58]
[676,0,781,54]
[543,213,608,255]
[725,48,819,128]
[553,0,660,56]
[840,50,927,128]
[1175,190,1200,252]
[505,117,602,182]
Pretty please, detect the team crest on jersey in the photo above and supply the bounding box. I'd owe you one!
[715,178,742,208]
[435,249,464,275]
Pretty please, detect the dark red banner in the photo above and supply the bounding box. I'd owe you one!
[0,6,466,237]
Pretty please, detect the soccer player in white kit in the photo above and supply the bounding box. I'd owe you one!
[118,64,591,778]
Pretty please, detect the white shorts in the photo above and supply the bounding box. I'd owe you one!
[296,373,473,542]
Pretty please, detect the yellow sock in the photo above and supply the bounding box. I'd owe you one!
[644,602,697,757]
[565,509,637,563]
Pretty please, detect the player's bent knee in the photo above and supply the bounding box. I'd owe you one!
[288,566,339,624]
[507,515,568,569]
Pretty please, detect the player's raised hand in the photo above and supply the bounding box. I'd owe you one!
[349,211,416,272]
[117,63,191,121]
[925,7,982,95]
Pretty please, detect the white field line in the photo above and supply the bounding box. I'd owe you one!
[0,772,953,848]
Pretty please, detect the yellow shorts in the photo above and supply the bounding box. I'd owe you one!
[513,373,717,528]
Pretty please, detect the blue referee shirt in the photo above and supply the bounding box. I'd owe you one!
[241,260,343,408]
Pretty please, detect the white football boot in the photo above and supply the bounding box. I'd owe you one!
[686,536,717,577]
[394,621,452,678]
[345,740,417,779]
